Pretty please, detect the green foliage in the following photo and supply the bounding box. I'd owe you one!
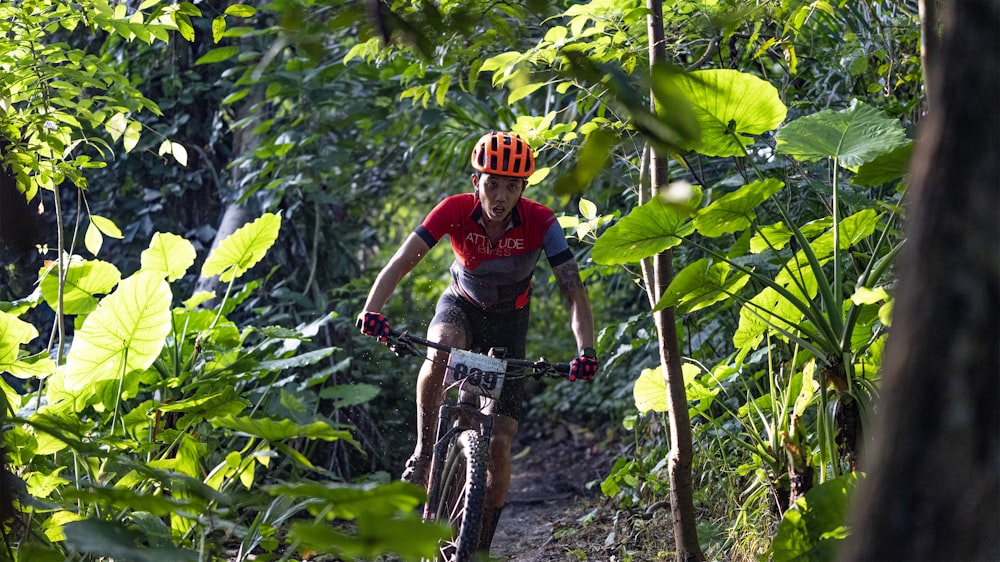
[770,472,861,561]
[0,0,927,559]
[0,0,196,199]
[675,69,788,157]
[0,213,436,560]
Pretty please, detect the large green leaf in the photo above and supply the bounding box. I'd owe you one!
[62,519,197,562]
[733,284,815,355]
[633,366,668,414]
[56,271,172,396]
[0,311,38,372]
[201,213,282,282]
[210,415,355,443]
[319,383,381,408]
[592,199,695,265]
[694,179,785,237]
[776,102,909,168]
[750,219,833,254]
[655,258,751,313]
[633,363,707,415]
[289,514,448,560]
[675,69,787,157]
[140,232,197,281]
[268,480,424,519]
[157,388,249,417]
[852,141,913,186]
[40,258,122,315]
[255,347,336,372]
[772,473,860,561]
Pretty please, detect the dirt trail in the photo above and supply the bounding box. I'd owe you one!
[489,420,617,561]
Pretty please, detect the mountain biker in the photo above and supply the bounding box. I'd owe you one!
[356,131,598,554]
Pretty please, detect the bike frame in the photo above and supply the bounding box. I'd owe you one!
[382,329,569,561]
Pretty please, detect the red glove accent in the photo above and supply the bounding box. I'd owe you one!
[358,312,391,343]
[569,354,598,381]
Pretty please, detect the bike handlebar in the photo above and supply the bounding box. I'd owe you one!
[384,329,571,376]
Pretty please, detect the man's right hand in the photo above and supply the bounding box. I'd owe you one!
[357,311,391,343]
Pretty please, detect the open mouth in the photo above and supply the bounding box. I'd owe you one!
[491,206,506,218]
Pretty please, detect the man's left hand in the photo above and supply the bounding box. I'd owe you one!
[569,349,598,381]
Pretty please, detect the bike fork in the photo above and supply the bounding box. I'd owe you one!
[423,401,493,520]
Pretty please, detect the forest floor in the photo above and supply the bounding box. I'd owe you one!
[488,417,676,562]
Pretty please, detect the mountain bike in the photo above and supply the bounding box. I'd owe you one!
[382,329,569,562]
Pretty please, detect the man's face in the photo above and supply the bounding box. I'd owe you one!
[473,173,526,223]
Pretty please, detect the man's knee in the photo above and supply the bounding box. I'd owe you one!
[427,322,467,349]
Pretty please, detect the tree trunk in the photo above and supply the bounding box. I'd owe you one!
[841,0,1000,559]
[918,0,939,108]
[193,85,264,301]
[645,2,704,560]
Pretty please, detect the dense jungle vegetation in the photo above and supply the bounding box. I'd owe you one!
[0,0,996,560]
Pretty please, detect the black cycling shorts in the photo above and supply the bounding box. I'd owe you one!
[430,285,530,422]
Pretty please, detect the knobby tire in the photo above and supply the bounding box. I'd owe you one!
[431,428,489,562]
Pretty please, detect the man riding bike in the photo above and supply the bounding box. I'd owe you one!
[357,131,599,554]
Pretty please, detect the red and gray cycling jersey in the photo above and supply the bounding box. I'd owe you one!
[415,193,573,310]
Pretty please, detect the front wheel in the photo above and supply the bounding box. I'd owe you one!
[427,428,489,562]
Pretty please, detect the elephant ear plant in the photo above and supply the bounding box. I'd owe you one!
[597,68,909,536]
[0,213,446,561]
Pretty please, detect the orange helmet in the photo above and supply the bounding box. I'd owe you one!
[470,132,535,178]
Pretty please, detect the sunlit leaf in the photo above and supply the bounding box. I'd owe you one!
[91,215,123,239]
[201,213,281,282]
[105,112,127,141]
[85,222,103,255]
[7,351,54,380]
[157,140,188,166]
[173,12,195,41]
[42,510,84,543]
[694,179,785,237]
[224,4,256,17]
[140,232,196,281]
[850,286,889,306]
[57,271,172,395]
[675,69,787,157]
[0,311,38,371]
[655,258,751,313]
[123,119,141,152]
[633,366,668,413]
[40,259,122,315]
[508,81,545,104]
[211,16,226,43]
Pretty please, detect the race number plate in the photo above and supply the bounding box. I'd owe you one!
[446,349,507,398]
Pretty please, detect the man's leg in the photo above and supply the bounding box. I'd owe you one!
[404,321,466,487]
[479,413,518,551]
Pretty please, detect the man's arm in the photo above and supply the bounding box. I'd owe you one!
[362,233,432,313]
[552,259,595,353]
